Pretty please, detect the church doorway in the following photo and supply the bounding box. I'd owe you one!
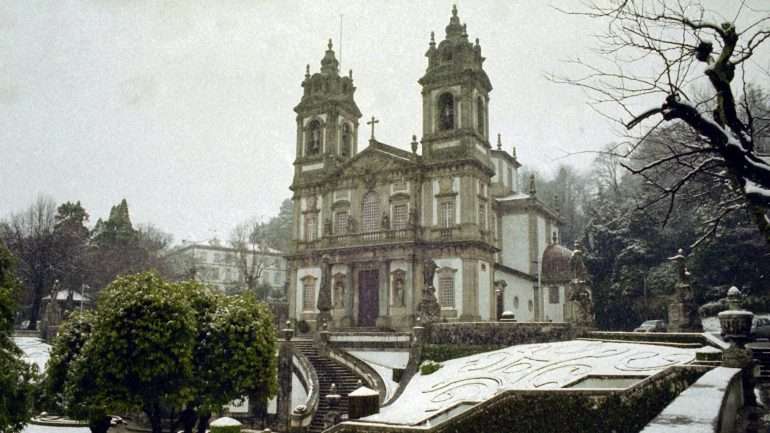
[358,269,379,327]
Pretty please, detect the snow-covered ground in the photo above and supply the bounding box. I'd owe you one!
[363,340,699,426]
[13,336,51,372]
[347,350,410,401]
[22,425,89,433]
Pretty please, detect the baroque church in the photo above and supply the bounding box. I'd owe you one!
[287,6,570,330]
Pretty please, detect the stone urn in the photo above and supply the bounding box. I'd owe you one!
[718,287,754,345]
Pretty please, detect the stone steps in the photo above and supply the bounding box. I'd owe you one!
[294,341,364,433]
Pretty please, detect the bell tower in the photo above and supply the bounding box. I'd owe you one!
[419,6,492,165]
[293,40,362,186]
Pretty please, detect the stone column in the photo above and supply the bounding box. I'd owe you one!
[376,261,390,328]
[341,267,354,328]
[277,324,294,430]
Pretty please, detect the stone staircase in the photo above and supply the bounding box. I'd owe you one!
[293,340,364,433]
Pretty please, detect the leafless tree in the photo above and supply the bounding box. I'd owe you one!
[556,0,770,246]
[0,195,59,329]
[229,219,268,294]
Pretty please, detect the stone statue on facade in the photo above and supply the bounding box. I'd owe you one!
[393,275,405,307]
[347,215,356,233]
[567,242,594,326]
[333,279,345,309]
[381,213,390,230]
[316,255,333,328]
[417,259,441,324]
[667,248,702,332]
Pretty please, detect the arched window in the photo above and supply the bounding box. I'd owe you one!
[306,120,321,156]
[362,191,380,233]
[437,93,455,131]
[476,96,485,135]
[341,123,351,157]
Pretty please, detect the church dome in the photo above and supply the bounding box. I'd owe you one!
[541,243,573,283]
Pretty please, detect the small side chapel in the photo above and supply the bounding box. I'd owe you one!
[286,6,568,330]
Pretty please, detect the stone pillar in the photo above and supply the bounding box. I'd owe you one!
[316,255,332,330]
[667,249,702,332]
[719,287,757,408]
[460,259,480,321]
[277,323,294,431]
[341,268,354,328]
[376,261,390,328]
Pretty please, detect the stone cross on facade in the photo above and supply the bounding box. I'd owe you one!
[367,116,379,140]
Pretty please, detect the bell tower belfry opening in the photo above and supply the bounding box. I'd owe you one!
[292,39,362,186]
[419,5,492,166]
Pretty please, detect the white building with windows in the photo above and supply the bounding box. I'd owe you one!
[168,239,288,296]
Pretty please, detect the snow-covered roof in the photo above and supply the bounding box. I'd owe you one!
[42,289,89,302]
[364,340,699,426]
[494,192,530,202]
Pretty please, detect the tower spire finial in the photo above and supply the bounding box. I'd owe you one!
[328,38,333,50]
[305,64,310,79]
[452,4,458,17]
[528,174,537,197]
[497,133,502,150]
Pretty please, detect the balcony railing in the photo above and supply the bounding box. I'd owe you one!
[295,226,495,251]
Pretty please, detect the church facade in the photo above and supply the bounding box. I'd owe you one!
[286,7,567,330]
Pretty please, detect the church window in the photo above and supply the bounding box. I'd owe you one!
[479,203,486,230]
[392,204,408,230]
[438,274,455,308]
[549,286,560,304]
[439,199,455,228]
[476,96,485,135]
[362,191,380,232]
[302,277,316,311]
[528,300,534,312]
[341,123,352,157]
[273,270,281,284]
[334,211,348,235]
[306,120,322,156]
[304,214,318,241]
[437,93,455,131]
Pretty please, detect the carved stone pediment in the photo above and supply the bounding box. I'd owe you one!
[338,148,414,182]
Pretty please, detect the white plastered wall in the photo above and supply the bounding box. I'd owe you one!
[495,270,535,321]
[500,213,528,273]
[543,284,566,322]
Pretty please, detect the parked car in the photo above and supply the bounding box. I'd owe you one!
[753,317,770,339]
[634,320,667,333]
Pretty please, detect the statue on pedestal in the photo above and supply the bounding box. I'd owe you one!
[417,259,441,324]
[567,242,594,326]
[667,248,702,332]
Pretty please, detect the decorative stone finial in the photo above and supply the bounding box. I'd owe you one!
[475,37,480,46]
[411,134,419,154]
[497,133,502,150]
[727,286,743,310]
[552,231,558,245]
[554,194,560,214]
[305,64,310,79]
[328,38,333,50]
[430,31,435,44]
[512,145,517,158]
[452,4,458,17]
[349,69,353,79]
[528,174,537,196]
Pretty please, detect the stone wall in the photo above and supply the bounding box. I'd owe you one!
[427,321,578,346]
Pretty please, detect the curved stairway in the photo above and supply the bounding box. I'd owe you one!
[293,340,365,433]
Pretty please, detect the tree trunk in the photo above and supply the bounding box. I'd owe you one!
[196,412,211,433]
[179,406,197,433]
[145,403,163,433]
[28,291,42,330]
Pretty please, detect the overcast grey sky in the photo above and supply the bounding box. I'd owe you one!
[2,1,768,244]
